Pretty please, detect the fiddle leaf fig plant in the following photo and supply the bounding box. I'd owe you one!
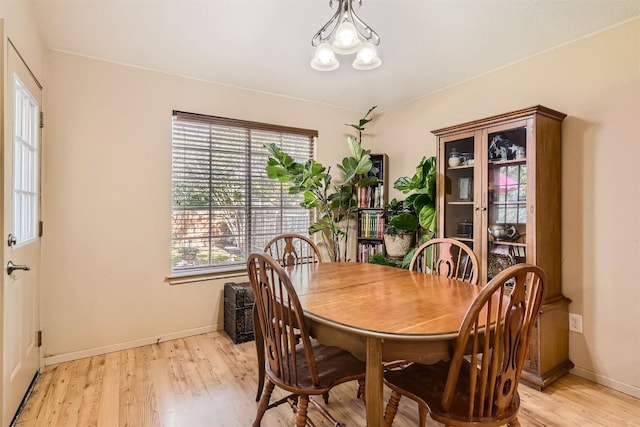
[265,107,378,262]
[393,155,437,236]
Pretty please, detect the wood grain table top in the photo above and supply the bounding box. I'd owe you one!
[285,262,483,340]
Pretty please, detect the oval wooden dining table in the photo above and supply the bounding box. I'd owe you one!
[254,262,484,427]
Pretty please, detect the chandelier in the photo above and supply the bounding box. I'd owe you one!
[310,0,382,71]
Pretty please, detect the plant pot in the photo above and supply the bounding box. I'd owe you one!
[384,232,414,260]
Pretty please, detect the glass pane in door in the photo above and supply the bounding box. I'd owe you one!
[486,127,527,281]
[13,75,39,247]
[443,136,475,251]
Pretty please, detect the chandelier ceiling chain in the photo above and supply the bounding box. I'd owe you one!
[310,0,382,71]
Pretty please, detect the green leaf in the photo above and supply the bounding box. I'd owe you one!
[393,176,414,193]
[389,212,419,231]
[346,136,363,158]
[303,190,316,204]
[308,222,327,235]
[401,247,416,269]
[354,155,373,175]
[345,106,376,133]
[358,176,379,187]
[419,205,437,232]
[412,193,432,214]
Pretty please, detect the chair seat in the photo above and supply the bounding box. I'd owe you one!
[384,360,520,426]
[269,340,366,394]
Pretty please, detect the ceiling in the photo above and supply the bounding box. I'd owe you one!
[32,0,640,112]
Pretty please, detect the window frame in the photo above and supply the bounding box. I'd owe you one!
[169,111,317,278]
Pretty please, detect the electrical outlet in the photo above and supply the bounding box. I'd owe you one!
[568,313,583,333]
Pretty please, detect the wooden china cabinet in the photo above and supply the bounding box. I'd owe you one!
[432,105,573,389]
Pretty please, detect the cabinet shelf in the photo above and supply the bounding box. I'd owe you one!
[489,201,526,206]
[488,158,526,167]
[448,201,474,205]
[447,164,474,170]
[489,241,526,247]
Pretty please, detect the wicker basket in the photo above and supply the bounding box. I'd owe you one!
[384,233,413,260]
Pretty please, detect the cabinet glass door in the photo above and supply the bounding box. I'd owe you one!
[442,135,476,252]
[485,124,528,281]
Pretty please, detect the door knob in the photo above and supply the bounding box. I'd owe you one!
[7,261,30,275]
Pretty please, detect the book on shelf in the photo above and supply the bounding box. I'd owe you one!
[358,241,384,263]
[358,183,385,208]
[358,211,385,239]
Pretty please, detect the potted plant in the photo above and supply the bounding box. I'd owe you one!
[264,107,378,262]
[382,156,437,265]
[383,198,419,260]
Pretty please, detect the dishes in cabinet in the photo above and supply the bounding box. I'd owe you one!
[488,223,519,241]
[456,220,473,238]
[489,134,525,161]
[448,150,474,167]
[448,149,464,167]
[460,152,474,165]
[487,252,516,279]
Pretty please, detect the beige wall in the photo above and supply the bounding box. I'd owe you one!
[0,2,44,79]
[40,50,362,361]
[375,19,640,396]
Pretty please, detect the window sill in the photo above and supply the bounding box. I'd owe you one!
[165,267,247,285]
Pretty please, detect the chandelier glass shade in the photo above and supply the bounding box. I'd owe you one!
[310,0,381,71]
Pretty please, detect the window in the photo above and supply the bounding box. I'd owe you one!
[13,75,40,246]
[171,111,316,274]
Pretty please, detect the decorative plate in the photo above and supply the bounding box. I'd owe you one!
[488,134,519,161]
[487,252,516,279]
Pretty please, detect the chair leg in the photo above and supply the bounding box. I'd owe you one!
[508,417,521,427]
[357,378,366,404]
[253,380,274,427]
[383,390,401,427]
[322,391,329,404]
[295,395,310,427]
[253,305,266,402]
[418,404,427,427]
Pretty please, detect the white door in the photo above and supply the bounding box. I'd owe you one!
[2,43,42,427]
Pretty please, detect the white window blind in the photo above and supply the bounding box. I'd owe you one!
[171,111,316,273]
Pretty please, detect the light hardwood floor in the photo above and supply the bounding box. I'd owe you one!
[15,331,640,426]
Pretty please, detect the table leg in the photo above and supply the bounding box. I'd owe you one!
[365,336,383,427]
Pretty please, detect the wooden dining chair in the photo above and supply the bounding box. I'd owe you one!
[264,233,322,267]
[409,237,479,285]
[382,263,546,427]
[247,252,366,427]
[255,233,323,402]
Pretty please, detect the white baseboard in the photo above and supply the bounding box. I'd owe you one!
[571,366,640,399]
[43,323,223,366]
